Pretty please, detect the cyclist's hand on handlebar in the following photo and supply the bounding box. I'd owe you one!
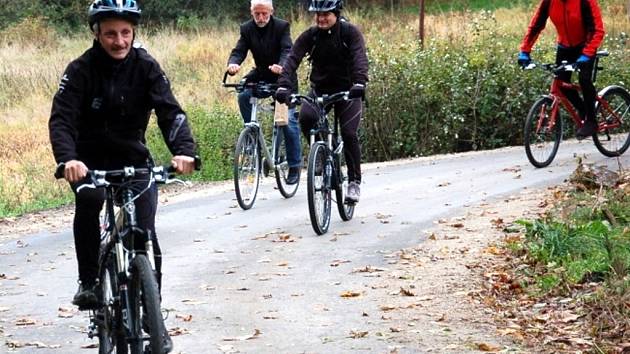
[171,155,195,175]
[275,87,290,104]
[348,83,366,99]
[269,64,283,75]
[227,64,240,76]
[517,51,531,68]
[576,54,592,69]
[64,160,88,183]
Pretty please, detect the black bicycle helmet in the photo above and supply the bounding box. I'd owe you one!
[308,0,343,12]
[88,0,141,29]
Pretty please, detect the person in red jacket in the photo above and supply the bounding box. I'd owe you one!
[518,0,605,139]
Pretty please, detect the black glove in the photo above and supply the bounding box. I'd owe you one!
[275,87,290,104]
[348,83,366,100]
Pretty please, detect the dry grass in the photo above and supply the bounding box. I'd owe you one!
[0,6,628,216]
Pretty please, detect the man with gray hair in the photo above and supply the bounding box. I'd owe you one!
[227,0,302,184]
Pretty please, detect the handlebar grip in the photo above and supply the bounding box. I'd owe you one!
[54,163,65,179]
[194,155,202,171]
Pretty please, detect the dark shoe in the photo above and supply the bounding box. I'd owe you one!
[576,119,597,140]
[286,167,300,185]
[345,181,360,204]
[72,282,98,310]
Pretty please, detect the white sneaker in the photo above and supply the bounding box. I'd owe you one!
[345,181,360,204]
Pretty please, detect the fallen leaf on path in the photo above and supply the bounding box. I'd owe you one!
[15,318,36,326]
[476,342,501,352]
[168,327,191,336]
[398,287,415,297]
[352,265,387,273]
[176,314,193,322]
[340,291,361,298]
[349,330,368,338]
[380,304,397,311]
[58,306,76,318]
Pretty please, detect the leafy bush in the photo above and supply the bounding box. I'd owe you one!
[146,104,242,181]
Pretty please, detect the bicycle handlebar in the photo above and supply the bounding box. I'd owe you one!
[222,71,278,94]
[54,156,202,184]
[290,91,350,107]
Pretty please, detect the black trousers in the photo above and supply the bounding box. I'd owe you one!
[298,91,363,183]
[555,45,597,122]
[72,180,161,288]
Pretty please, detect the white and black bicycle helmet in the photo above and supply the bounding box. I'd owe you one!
[88,0,141,29]
[308,0,343,12]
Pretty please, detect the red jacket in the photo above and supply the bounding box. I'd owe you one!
[520,0,605,57]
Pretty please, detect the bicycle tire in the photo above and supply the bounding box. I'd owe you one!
[97,256,127,354]
[524,96,562,168]
[234,127,261,210]
[274,126,299,198]
[593,85,630,157]
[128,255,166,354]
[307,142,332,235]
[334,146,354,221]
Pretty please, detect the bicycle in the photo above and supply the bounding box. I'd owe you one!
[523,51,630,168]
[223,72,300,210]
[55,162,197,353]
[291,91,355,235]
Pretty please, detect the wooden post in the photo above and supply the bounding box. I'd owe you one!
[419,0,425,48]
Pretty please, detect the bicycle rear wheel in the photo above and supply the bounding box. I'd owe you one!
[334,147,354,221]
[128,255,166,354]
[524,96,562,168]
[234,127,261,210]
[593,86,630,157]
[97,256,126,354]
[307,142,332,235]
[274,126,299,198]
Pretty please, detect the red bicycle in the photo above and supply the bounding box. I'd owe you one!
[523,51,630,168]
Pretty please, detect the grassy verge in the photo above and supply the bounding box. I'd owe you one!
[490,162,630,352]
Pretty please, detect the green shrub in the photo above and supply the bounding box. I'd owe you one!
[146,103,242,181]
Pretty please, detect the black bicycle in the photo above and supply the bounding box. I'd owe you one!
[55,163,196,353]
[291,91,355,235]
[223,72,300,210]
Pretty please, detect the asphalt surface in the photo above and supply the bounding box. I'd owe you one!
[1,140,628,353]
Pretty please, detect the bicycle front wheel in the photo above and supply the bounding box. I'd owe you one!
[594,86,630,157]
[97,256,126,354]
[234,127,261,210]
[128,255,166,354]
[334,147,354,221]
[274,127,299,198]
[524,96,562,168]
[307,142,332,235]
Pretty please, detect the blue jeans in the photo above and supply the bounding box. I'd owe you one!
[238,88,302,168]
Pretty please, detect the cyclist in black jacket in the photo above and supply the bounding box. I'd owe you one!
[227,0,302,184]
[276,0,368,203]
[48,0,197,321]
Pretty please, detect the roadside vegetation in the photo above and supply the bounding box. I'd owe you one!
[484,160,630,352]
[0,2,629,219]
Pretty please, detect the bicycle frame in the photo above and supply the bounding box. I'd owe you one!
[80,168,162,346]
[223,72,286,171]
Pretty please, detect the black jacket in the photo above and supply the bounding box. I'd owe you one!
[278,20,369,94]
[49,41,196,169]
[228,16,298,91]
